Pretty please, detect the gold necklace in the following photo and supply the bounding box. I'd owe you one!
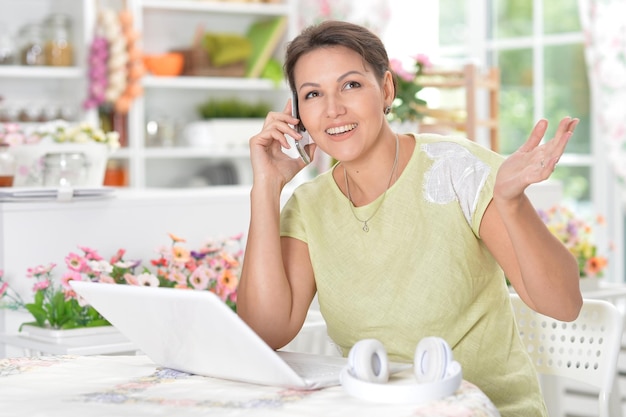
[343,134,399,232]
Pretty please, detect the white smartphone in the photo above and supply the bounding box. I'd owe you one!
[291,92,313,164]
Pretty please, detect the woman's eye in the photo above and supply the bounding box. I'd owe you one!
[304,91,319,99]
[344,81,361,90]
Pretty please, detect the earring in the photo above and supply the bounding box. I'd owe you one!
[384,105,391,115]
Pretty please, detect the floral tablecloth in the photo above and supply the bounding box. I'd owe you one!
[0,355,500,417]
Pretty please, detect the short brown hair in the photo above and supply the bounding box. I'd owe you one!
[284,20,396,97]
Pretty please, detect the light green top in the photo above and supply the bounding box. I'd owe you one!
[280,133,547,417]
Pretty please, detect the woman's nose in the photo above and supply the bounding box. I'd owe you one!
[324,95,346,119]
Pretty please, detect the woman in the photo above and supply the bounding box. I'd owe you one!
[237,20,582,416]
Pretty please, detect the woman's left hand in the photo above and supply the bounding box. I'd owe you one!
[494,116,579,202]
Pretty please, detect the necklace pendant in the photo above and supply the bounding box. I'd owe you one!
[362,222,369,232]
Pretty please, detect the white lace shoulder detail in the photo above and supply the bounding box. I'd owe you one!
[421,141,491,225]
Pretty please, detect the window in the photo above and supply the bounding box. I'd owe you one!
[439,0,591,203]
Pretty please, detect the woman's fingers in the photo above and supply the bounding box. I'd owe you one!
[519,119,548,152]
[256,102,302,150]
[545,117,579,167]
[518,117,579,170]
[249,98,310,173]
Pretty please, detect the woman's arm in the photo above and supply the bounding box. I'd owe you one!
[480,117,582,321]
[237,101,317,349]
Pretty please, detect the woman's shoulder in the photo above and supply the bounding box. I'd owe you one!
[410,132,503,163]
[411,132,487,148]
[289,168,337,201]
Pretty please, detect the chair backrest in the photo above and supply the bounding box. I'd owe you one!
[510,294,623,417]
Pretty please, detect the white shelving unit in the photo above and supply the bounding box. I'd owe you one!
[122,0,297,188]
[0,0,298,189]
[0,0,95,124]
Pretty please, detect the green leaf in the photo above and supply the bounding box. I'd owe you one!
[24,304,46,327]
[33,290,44,306]
[85,319,110,328]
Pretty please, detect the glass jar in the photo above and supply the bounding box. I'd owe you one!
[43,152,88,187]
[19,23,46,66]
[0,25,16,65]
[44,14,73,66]
[0,143,16,187]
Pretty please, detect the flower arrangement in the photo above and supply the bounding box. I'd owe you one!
[538,205,609,278]
[388,54,432,123]
[3,120,119,187]
[0,120,120,150]
[147,233,241,311]
[0,233,243,330]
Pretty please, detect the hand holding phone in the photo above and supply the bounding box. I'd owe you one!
[291,93,313,164]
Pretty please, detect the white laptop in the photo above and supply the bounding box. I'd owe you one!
[70,280,347,389]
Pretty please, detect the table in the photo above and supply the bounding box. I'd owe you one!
[0,355,500,417]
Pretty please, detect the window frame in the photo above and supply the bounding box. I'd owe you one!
[436,0,624,282]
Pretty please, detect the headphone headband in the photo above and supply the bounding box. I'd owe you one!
[342,337,462,404]
[340,361,462,404]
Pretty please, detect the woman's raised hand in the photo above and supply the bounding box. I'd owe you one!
[494,116,579,202]
[248,99,311,186]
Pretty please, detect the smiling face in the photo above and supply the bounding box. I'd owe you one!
[292,45,395,163]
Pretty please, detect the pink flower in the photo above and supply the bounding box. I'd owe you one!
[26,263,56,278]
[189,265,211,290]
[123,273,138,285]
[0,282,8,297]
[413,53,432,68]
[169,269,187,285]
[185,258,198,272]
[109,248,126,264]
[66,252,87,272]
[61,271,82,289]
[78,246,103,261]
[33,280,50,291]
[98,275,116,284]
[389,58,414,82]
[2,132,27,146]
[64,289,78,301]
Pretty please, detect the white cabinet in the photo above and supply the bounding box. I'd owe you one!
[0,0,299,189]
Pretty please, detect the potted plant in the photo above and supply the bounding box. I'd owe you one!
[182,98,271,149]
[388,53,432,132]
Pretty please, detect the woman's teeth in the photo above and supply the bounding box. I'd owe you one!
[326,124,357,135]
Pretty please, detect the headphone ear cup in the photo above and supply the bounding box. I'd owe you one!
[347,339,390,383]
[414,336,452,383]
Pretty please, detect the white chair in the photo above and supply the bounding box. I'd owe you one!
[510,294,623,417]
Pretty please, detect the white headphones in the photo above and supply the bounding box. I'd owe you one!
[340,336,462,404]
